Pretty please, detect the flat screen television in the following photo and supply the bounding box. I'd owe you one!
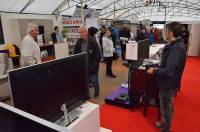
[0,102,69,132]
[137,39,149,61]
[8,53,89,122]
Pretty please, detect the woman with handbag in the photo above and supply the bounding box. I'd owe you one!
[102,29,116,78]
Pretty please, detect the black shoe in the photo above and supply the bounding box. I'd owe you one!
[86,95,91,100]
[94,93,99,98]
[109,74,116,78]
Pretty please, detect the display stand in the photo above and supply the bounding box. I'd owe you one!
[66,101,111,132]
[40,42,69,62]
[54,43,69,59]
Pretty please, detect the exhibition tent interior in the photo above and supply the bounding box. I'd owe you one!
[1,0,200,132]
[1,0,200,21]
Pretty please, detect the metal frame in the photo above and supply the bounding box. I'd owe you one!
[20,0,36,13]
[99,0,200,20]
[1,0,200,20]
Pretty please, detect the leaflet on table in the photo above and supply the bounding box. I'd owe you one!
[126,41,138,60]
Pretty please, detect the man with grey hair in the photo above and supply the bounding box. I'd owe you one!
[20,23,41,66]
[74,25,102,98]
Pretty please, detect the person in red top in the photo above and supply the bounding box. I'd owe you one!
[154,28,159,43]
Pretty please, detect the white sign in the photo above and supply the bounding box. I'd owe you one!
[143,19,152,28]
[62,19,83,27]
[62,17,83,39]
[37,35,43,45]
[126,42,138,60]
[73,6,101,18]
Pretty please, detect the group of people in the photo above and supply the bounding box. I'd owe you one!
[19,23,117,98]
[137,27,164,44]
[20,21,188,132]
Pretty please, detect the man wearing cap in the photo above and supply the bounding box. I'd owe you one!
[74,26,102,97]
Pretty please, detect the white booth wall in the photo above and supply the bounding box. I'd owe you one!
[189,24,200,57]
[0,13,62,47]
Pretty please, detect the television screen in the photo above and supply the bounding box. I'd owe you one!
[137,39,149,60]
[8,53,89,122]
[0,103,62,132]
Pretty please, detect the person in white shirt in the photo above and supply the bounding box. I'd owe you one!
[20,23,41,66]
[102,29,116,78]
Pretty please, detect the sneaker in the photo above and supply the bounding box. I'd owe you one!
[155,121,163,128]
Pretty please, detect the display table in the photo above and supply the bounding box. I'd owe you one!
[0,75,10,102]
[149,44,165,59]
[67,102,111,132]
[40,43,69,62]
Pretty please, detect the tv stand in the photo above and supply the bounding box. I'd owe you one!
[63,101,111,132]
[55,105,81,127]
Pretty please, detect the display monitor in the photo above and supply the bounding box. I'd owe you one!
[8,53,89,122]
[0,102,69,132]
[137,39,149,60]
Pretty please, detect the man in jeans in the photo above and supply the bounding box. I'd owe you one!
[147,22,186,132]
[74,26,102,98]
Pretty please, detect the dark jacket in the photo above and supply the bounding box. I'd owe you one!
[181,30,189,45]
[155,38,186,90]
[137,32,147,41]
[99,31,105,47]
[51,32,57,43]
[74,36,102,76]
[119,28,131,39]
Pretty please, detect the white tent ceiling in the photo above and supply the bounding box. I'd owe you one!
[0,0,200,21]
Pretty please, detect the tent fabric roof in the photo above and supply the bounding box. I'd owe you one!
[0,0,200,21]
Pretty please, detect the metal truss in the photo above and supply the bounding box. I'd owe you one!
[98,0,200,20]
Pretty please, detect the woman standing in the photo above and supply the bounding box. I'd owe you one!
[102,29,116,78]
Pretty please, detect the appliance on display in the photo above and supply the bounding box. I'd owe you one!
[126,39,149,61]
[137,39,149,60]
[8,53,89,124]
[106,39,151,108]
[0,102,69,132]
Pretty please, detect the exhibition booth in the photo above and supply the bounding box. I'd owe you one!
[1,0,200,132]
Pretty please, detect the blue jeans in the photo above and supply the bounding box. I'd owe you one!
[89,73,100,95]
[159,88,177,131]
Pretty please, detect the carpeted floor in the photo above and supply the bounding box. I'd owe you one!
[89,59,128,105]
[2,57,200,132]
[100,57,200,132]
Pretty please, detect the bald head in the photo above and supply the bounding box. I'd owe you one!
[79,25,88,40]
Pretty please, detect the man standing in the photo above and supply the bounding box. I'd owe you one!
[181,25,190,51]
[20,23,41,67]
[119,25,130,62]
[51,26,63,43]
[137,27,147,41]
[147,22,186,132]
[74,26,102,97]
